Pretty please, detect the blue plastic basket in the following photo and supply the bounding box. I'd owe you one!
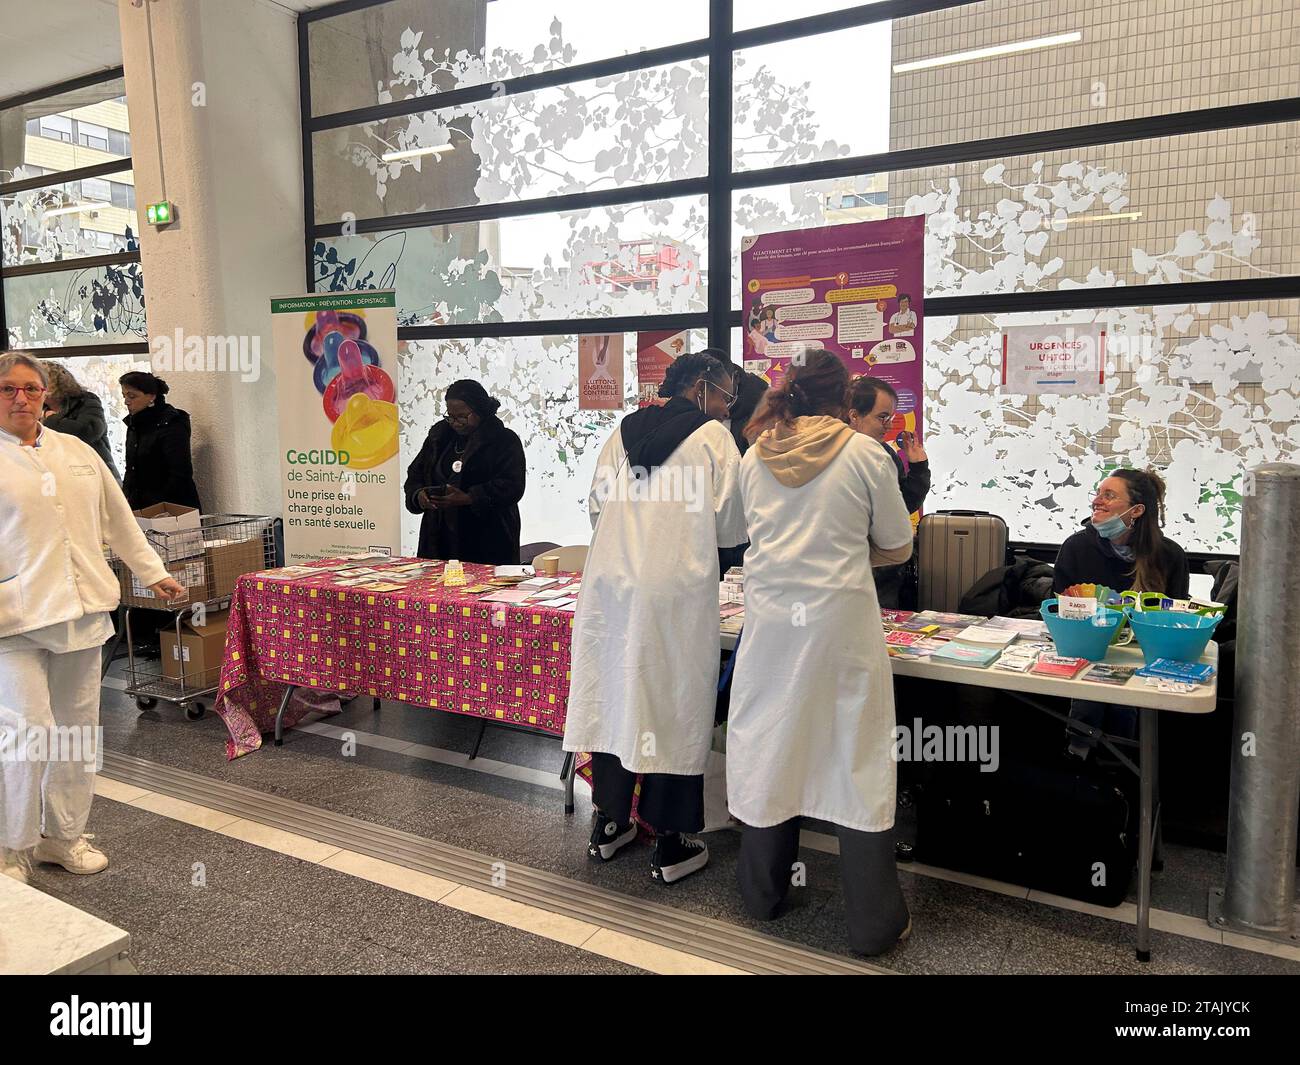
[1123,607,1221,664]
[1039,599,1125,661]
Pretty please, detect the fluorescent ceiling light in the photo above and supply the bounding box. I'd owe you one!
[893,31,1083,73]
[42,201,111,218]
[1052,211,1143,226]
[381,144,455,162]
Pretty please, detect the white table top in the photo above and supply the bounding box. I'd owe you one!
[720,628,1218,714]
[0,874,132,975]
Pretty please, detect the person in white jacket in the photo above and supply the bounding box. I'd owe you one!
[564,352,746,885]
[726,349,915,955]
[0,352,185,884]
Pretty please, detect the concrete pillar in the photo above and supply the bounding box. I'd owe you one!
[117,0,303,515]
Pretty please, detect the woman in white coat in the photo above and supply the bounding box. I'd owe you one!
[726,350,915,954]
[564,352,746,885]
[0,352,184,884]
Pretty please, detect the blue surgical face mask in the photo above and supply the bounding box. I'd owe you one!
[1092,505,1137,540]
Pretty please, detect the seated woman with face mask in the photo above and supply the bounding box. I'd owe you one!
[1053,468,1189,600]
[1053,467,1189,759]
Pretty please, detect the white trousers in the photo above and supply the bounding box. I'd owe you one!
[0,642,101,850]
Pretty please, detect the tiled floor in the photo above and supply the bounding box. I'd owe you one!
[86,670,1300,976]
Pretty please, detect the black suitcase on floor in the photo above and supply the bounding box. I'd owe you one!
[914,761,1137,906]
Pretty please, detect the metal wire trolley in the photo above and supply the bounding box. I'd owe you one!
[107,514,276,719]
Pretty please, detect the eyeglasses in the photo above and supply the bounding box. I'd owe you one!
[0,384,47,401]
[709,380,737,410]
[1094,489,1129,504]
[875,411,895,424]
[445,410,473,424]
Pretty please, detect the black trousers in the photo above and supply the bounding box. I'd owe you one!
[590,752,704,835]
[737,818,910,956]
[873,563,906,609]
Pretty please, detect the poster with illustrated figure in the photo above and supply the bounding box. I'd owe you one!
[636,329,689,407]
[270,290,400,563]
[740,216,925,447]
[578,333,624,411]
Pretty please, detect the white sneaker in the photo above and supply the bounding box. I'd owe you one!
[1,847,32,885]
[33,834,109,875]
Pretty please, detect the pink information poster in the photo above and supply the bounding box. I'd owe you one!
[740,216,925,445]
[635,329,689,407]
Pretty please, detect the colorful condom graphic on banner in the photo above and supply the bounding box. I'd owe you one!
[303,308,398,469]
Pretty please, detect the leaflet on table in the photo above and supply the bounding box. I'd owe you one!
[886,630,932,647]
[981,616,1051,639]
[930,643,1001,667]
[1030,654,1091,679]
[880,609,915,626]
[719,603,746,618]
[992,654,1036,673]
[1083,663,1138,686]
[1134,659,1215,683]
[953,625,1018,647]
[479,588,535,604]
[518,577,559,588]
[912,610,984,626]
[887,637,948,658]
[893,620,941,636]
[252,566,320,579]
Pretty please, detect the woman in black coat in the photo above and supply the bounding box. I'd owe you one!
[43,362,121,481]
[403,379,526,565]
[119,371,202,511]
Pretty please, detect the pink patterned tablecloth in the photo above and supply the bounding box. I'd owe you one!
[213,559,576,759]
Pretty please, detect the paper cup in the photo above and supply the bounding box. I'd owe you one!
[537,554,559,575]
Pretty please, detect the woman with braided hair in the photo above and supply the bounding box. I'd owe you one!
[564,352,746,885]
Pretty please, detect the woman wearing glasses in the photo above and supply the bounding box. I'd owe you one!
[403,379,526,564]
[565,352,746,885]
[1055,468,1189,760]
[845,376,930,607]
[0,352,185,884]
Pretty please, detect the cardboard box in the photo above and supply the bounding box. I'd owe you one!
[160,609,229,687]
[204,536,265,599]
[118,556,208,609]
[134,503,203,562]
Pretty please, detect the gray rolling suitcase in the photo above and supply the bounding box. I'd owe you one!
[917,510,1009,612]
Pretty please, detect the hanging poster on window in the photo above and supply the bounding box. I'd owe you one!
[635,329,689,407]
[578,333,624,410]
[270,290,401,564]
[740,216,925,446]
[1001,323,1106,395]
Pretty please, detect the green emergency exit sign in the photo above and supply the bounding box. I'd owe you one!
[145,200,175,226]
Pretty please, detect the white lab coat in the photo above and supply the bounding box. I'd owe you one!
[727,434,913,831]
[563,420,746,776]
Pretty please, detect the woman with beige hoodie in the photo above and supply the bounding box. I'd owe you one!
[726,350,914,955]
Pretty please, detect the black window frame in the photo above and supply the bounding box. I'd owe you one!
[0,66,146,358]
[295,1,1299,562]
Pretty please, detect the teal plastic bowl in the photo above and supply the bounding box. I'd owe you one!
[1040,599,1125,661]
[1123,607,1221,664]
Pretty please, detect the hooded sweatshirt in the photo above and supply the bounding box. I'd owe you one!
[753,415,855,488]
[754,415,912,565]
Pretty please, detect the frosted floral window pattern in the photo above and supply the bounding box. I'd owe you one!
[314,196,707,325]
[925,301,1300,553]
[3,242,146,348]
[399,335,638,551]
[307,2,709,117]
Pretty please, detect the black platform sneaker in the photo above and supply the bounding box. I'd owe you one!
[650,833,709,884]
[588,813,637,861]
